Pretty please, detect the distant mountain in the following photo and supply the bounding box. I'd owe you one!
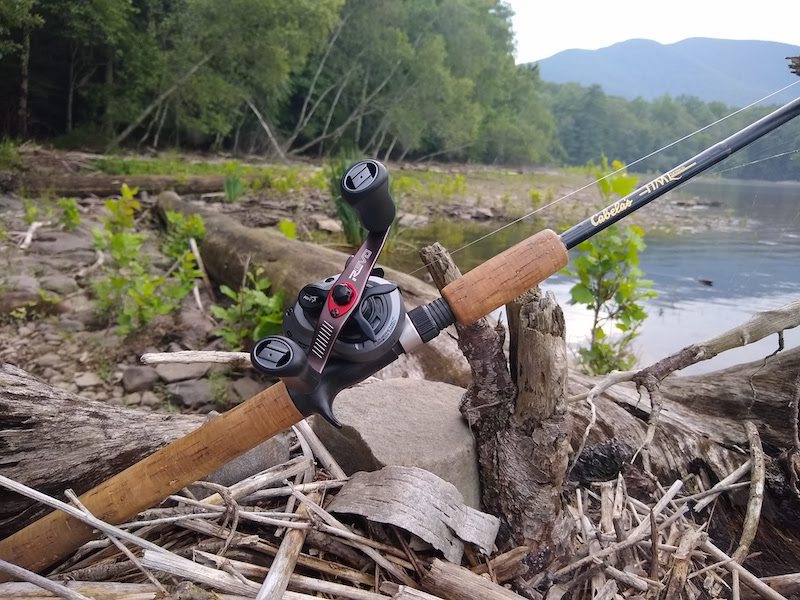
[536,38,800,107]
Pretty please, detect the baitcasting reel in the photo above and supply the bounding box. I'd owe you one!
[250,159,455,426]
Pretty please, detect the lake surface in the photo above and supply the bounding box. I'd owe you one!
[390,177,800,375]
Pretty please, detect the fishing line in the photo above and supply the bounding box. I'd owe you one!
[405,79,800,276]
[712,148,800,174]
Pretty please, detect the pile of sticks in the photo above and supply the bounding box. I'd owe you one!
[545,468,799,600]
[0,420,523,600]
[1,415,799,599]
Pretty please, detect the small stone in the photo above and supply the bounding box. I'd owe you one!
[140,391,162,407]
[111,387,123,398]
[156,363,210,383]
[35,352,61,368]
[122,366,160,393]
[124,393,142,406]
[398,213,430,228]
[58,319,85,332]
[74,372,103,388]
[39,274,79,295]
[314,216,343,233]
[166,379,214,410]
[42,367,58,379]
[7,275,38,294]
[232,376,265,401]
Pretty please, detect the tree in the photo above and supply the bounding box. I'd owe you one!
[0,0,43,137]
[563,158,656,374]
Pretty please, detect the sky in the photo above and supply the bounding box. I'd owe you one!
[506,0,799,64]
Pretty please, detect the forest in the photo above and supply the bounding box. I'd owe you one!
[2,0,799,179]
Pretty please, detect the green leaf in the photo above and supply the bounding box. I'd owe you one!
[570,284,594,305]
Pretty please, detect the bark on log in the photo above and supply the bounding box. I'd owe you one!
[6,173,229,197]
[155,192,470,386]
[0,363,205,539]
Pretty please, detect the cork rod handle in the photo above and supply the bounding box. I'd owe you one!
[0,381,303,576]
[441,229,569,325]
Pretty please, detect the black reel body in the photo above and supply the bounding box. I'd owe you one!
[250,159,438,427]
[285,273,405,363]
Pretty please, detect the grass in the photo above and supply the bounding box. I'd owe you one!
[92,155,328,194]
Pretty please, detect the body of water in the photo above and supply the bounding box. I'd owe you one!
[392,177,800,375]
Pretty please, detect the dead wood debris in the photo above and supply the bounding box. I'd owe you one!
[1,422,798,600]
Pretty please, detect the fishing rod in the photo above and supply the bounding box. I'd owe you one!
[3,93,800,576]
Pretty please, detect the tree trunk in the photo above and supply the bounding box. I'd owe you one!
[105,53,213,152]
[420,243,573,557]
[17,28,30,138]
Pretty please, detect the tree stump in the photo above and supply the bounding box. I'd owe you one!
[419,243,573,560]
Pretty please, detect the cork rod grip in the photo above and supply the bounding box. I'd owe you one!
[441,229,568,324]
[0,381,303,575]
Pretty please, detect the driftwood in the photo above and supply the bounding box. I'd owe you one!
[0,363,206,538]
[155,192,470,386]
[6,173,229,197]
[420,242,573,556]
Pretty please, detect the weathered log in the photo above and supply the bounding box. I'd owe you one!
[568,347,800,575]
[6,173,228,197]
[0,363,206,538]
[155,192,470,386]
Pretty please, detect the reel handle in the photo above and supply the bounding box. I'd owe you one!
[340,159,396,233]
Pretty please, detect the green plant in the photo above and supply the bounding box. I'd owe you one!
[210,267,284,350]
[224,174,245,202]
[0,140,21,171]
[57,198,81,230]
[325,156,365,247]
[162,210,205,259]
[277,220,296,239]
[22,199,39,224]
[563,159,656,375]
[208,369,234,409]
[92,185,200,335]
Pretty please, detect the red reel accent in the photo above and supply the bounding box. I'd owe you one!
[327,282,358,317]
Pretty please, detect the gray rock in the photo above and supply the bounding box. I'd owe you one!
[39,274,78,295]
[166,379,214,410]
[310,378,481,508]
[122,366,160,393]
[313,216,343,233]
[124,392,142,406]
[232,376,265,401]
[35,352,61,368]
[58,319,86,332]
[398,212,430,228]
[7,275,38,293]
[178,297,215,348]
[74,372,103,388]
[156,363,210,383]
[140,391,162,407]
[32,231,94,254]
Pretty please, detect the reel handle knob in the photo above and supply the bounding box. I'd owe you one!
[340,159,396,233]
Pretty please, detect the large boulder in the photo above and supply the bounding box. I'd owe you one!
[311,378,481,508]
